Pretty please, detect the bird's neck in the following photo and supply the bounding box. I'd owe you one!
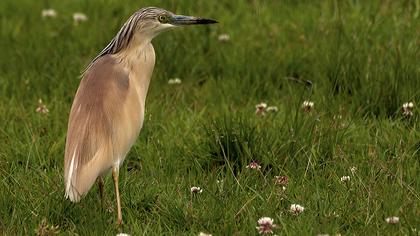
[115,37,156,107]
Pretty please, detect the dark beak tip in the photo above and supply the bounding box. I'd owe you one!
[171,15,218,25]
[199,18,218,24]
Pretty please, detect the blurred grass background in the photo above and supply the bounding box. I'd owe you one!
[0,0,419,235]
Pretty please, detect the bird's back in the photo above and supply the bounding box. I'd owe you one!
[64,55,143,202]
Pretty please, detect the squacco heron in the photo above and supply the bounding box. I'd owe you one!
[64,7,216,225]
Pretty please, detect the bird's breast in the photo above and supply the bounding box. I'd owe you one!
[121,43,156,106]
[112,43,156,156]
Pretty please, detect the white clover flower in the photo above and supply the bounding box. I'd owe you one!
[350,166,357,175]
[42,9,57,18]
[402,102,414,117]
[256,217,276,234]
[290,204,305,214]
[406,102,414,109]
[340,176,350,182]
[190,186,202,194]
[36,99,49,114]
[168,78,182,84]
[198,232,212,236]
[301,100,314,112]
[246,161,261,170]
[218,34,230,42]
[385,216,399,224]
[73,12,88,24]
[267,106,278,113]
[116,234,131,236]
[255,102,267,116]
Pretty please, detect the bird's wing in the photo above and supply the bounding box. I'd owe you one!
[64,55,130,202]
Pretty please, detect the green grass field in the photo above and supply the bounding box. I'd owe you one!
[1,0,419,235]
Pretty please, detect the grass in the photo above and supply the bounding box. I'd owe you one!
[0,0,419,235]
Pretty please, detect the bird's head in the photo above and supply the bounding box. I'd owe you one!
[132,7,217,39]
[90,7,216,64]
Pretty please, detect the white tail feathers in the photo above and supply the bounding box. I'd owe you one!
[65,184,82,202]
[64,148,109,203]
[65,148,82,202]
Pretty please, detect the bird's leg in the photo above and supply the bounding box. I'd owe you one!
[97,176,105,208]
[112,166,122,226]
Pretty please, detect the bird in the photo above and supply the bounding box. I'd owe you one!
[64,7,217,225]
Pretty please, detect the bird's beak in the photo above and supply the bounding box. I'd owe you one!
[170,15,218,25]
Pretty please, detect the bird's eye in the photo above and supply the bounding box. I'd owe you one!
[158,15,169,23]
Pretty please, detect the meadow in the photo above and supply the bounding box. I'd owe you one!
[0,0,419,235]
